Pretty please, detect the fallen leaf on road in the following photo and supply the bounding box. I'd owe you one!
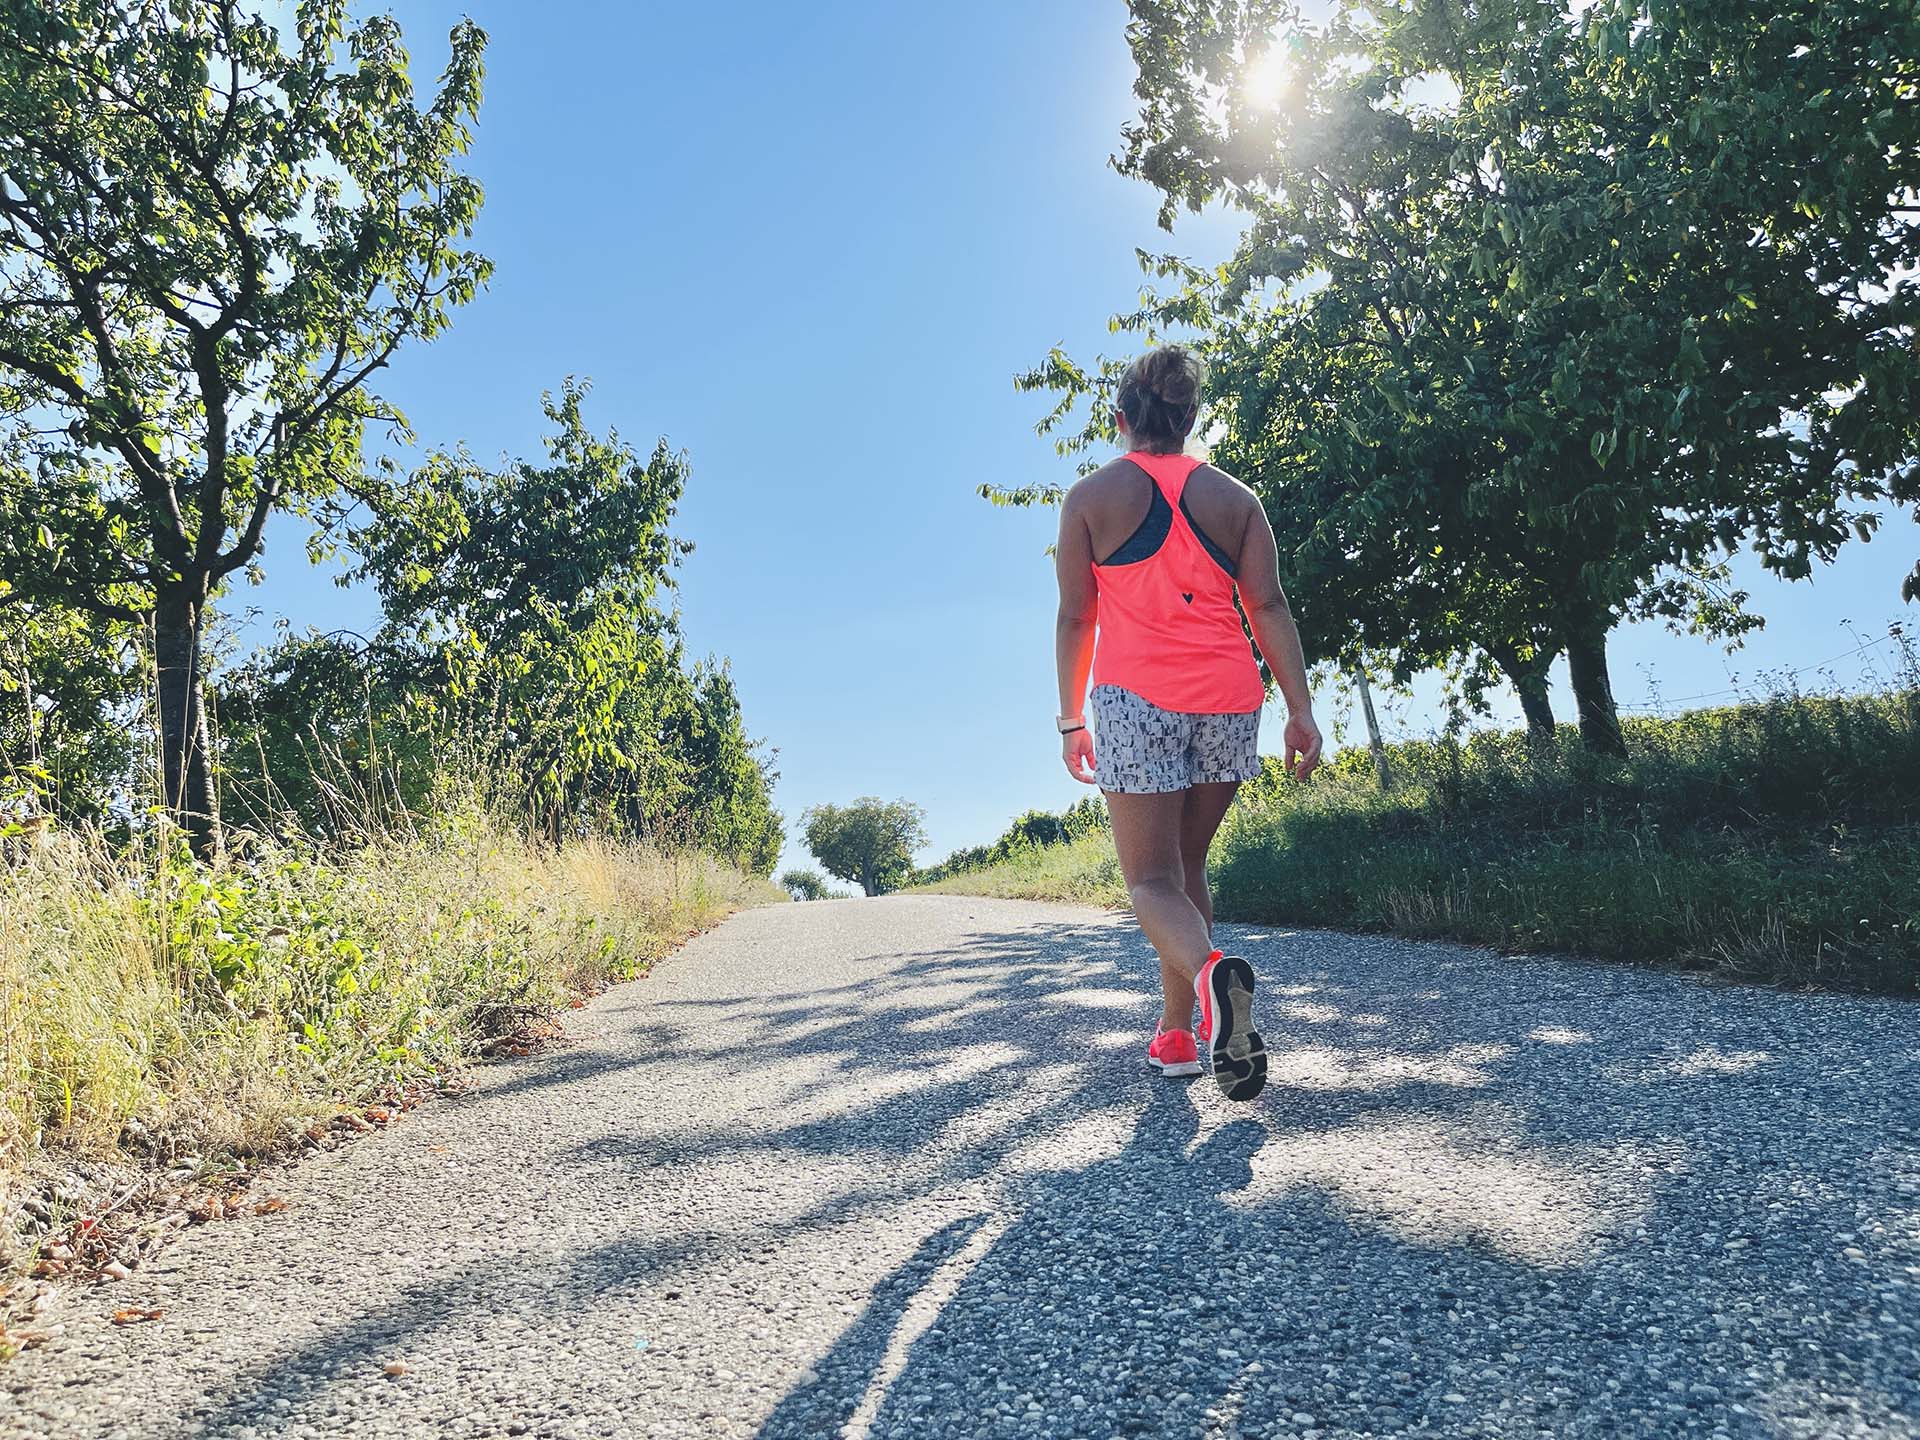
[100,1260,132,1281]
[252,1196,291,1215]
[383,1361,409,1377]
[111,1308,164,1325]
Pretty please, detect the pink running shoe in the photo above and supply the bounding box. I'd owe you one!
[1146,1026,1203,1078]
[1195,949,1224,1042]
[1196,952,1268,1102]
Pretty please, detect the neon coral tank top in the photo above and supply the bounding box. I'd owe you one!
[1088,452,1265,715]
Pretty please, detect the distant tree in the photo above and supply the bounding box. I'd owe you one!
[0,1,489,853]
[1059,795,1109,839]
[801,797,927,897]
[778,868,830,902]
[998,808,1065,852]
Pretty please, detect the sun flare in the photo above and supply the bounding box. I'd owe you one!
[1245,48,1290,109]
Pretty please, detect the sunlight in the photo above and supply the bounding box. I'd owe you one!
[837,1213,1014,1440]
[1244,47,1292,110]
[1226,1115,1649,1266]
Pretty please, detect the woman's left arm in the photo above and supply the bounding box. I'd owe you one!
[1055,492,1099,783]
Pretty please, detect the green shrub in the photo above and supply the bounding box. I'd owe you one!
[926,690,1920,993]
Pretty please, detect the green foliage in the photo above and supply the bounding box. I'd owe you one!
[1213,686,1920,992]
[0,587,138,825]
[801,797,928,896]
[778,867,841,902]
[1014,0,1920,754]
[215,628,430,836]
[910,796,1109,886]
[0,808,783,1198]
[348,379,691,651]
[914,830,1126,908]
[0,0,490,848]
[217,386,784,875]
[933,686,1920,993]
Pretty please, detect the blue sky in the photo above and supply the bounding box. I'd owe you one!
[236,1,1920,870]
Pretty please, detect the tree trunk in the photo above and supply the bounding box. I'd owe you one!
[155,587,219,860]
[1512,674,1556,739]
[1352,667,1393,790]
[1487,642,1557,741]
[1565,624,1626,757]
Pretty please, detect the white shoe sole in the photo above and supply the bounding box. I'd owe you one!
[1146,1055,1203,1078]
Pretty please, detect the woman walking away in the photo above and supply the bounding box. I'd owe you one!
[1053,345,1321,1103]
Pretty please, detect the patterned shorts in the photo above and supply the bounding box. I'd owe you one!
[1091,684,1262,794]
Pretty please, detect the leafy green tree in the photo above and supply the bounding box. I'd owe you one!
[340,383,781,869]
[216,627,427,838]
[0,0,489,852]
[349,380,690,654]
[1019,0,1918,754]
[802,797,927,897]
[222,384,785,872]
[779,868,830,902]
[651,660,783,875]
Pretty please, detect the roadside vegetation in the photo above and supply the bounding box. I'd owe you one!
[1,806,775,1179]
[916,685,1920,995]
[0,4,786,1296]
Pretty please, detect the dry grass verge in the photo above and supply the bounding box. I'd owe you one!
[0,811,780,1314]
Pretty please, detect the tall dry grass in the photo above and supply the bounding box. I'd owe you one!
[0,810,780,1254]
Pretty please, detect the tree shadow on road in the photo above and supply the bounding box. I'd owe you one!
[172,900,1918,1439]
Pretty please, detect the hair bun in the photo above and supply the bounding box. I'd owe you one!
[1116,345,1206,449]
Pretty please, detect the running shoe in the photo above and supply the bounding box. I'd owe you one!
[1195,949,1223,1042]
[1196,953,1267,1102]
[1146,1026,1203,1078]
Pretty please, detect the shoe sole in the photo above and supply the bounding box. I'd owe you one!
[1146,1055,1203,1079]
[1203,955,1267,1102]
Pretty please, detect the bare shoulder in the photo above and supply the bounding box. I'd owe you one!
[1062,457,1140,512]
[1190,460,1261,509]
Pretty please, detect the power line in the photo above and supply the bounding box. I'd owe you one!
[1616,626,1909,713]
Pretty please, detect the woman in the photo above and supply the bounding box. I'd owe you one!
[1053,345,1321,1103]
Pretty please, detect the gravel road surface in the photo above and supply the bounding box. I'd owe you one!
[3,895,1916,1439]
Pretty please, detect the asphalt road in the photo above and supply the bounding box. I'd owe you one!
[4,895,1916,1439]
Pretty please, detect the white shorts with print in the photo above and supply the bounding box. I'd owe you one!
[1091,684,1262,794]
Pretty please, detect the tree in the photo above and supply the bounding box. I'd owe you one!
[801,797,927,897]
[224,384,786,874]
[0,1,489,853]
[216,627,427,838]
[1016,0,1919,754]
[778,868,830,902]
[344,380,694,839]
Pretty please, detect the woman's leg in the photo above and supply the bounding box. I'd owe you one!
[1105,788,1213,1034]
[1179,781,1241,938]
